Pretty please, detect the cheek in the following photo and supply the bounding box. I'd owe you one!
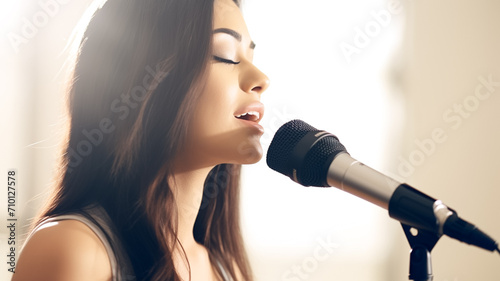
[184,66,263,164]
[193,68,238,136]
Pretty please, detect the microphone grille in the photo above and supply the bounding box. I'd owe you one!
[266,120,317,178]
[266,119,347,187]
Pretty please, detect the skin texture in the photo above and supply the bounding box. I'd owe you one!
[13,0,269,281]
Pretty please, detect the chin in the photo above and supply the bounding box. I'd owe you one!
[234,139,263,164]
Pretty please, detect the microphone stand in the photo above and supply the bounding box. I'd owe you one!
[401,223,442,281]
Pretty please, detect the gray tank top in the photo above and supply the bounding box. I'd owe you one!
[25,206,233,281]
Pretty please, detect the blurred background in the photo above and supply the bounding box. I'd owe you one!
[1,0,499,280]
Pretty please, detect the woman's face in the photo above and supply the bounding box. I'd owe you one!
[181,0,270,169]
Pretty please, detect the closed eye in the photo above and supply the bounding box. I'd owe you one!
[213,56,240,65]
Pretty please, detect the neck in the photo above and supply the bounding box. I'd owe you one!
[170,166,213,249]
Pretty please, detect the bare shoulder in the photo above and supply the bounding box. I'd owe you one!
[13,220,112,281]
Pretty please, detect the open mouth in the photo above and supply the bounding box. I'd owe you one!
[235,111,261,122]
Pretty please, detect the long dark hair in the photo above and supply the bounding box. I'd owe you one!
[35,0,252,280]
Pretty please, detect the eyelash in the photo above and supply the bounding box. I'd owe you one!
[213,56,240,65]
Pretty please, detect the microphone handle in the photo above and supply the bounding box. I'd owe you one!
[326,152,498,251]
[327,152,399,210]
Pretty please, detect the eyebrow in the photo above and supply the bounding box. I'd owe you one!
[213,28,256,49]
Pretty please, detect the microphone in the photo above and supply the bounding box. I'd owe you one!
[266,119,498,252]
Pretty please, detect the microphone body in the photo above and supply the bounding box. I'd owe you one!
[326,152,398,210]
[266,119,498,252]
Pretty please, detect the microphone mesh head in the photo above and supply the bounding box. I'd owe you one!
[266,119,347,187]
[266,119,316,178]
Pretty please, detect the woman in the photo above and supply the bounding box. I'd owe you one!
[13,0,269,280]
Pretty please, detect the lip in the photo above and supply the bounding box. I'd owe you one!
[234,102,265,123]
[237,118,265,134]
[234,102,265,133]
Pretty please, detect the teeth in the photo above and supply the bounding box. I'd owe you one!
[236,111,260,119]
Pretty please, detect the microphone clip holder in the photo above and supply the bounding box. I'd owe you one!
[401,223,442,281]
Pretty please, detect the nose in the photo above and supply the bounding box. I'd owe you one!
[240,62,270,95]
